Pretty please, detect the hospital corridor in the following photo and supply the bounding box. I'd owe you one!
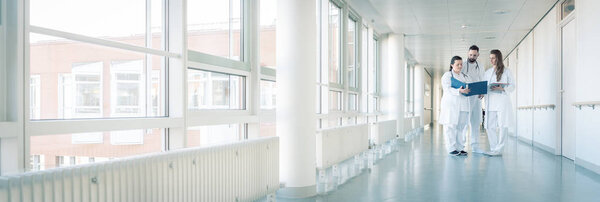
[1,0,600,201]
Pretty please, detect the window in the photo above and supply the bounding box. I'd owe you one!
[30,0,164,50]
[30,75,41,119]
[187,0,243,60]
[260,0,277,68]
[329,90,342,111]
[30,128,164,170]
[368,36,380,113]
[328,2,342,84]
[561,0,575,19]
[70,62,103,118]
[110,60,144,117]
[31,155,45,171]
[347,18,358,88]
[260,80,276,109]
[30,34,166,120]
[188,69,246,110]
[187,124,246,147]
[348,93,358,111]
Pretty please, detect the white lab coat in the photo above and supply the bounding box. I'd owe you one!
[461,60,486,119]
[439,70,471,126]
[483,67,515,129]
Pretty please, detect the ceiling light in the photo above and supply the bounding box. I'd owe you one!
[461,25,469,29]
[493,9,510,15]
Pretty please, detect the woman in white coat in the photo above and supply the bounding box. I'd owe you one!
[483,49,515,156]
[439,56,472,156]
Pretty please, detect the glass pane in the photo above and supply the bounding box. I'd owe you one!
[328,117,341,127]
[347,18,357,88]
[368,96,378,113]
[30,0,164,49]
[187,124,245,147]
[260,0,277,68]
[30,33,166,120]
[29,128,164,171]
[260,80,276,109]
[561,0,575,19]
[328,3,341,84]
[30,75,41,119]
[349,93,358,111]
[187,69,246,110]
[260,122,276,137]
[362,26,369,91]
[328,90,342,111]
[187,0,242,60]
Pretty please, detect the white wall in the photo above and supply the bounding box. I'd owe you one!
[507,48,518,136]
[508,0,600,174]
[532,6,559,152]
[515,34,534,143]
[433,69,442,123]
[575,0,600,173]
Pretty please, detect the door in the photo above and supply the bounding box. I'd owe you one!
[424,71,433,126]
[561,19,576,160]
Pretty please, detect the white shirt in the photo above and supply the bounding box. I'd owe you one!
[484,67,515,112]
[462,60,485,82]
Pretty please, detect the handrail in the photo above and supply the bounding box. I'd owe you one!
[534,104,556,110]
[517,106,533,110]
[573,101,600,109]
[517,104,556,110]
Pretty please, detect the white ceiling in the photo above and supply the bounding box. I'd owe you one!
[352,0,559,71]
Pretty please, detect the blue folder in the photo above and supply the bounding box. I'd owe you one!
[451,77,488,96]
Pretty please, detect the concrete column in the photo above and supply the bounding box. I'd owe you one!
[276,0,318,198]
[382,34,406,138]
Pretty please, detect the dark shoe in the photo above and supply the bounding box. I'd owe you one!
[459,150,468,156]
[449,150,459,155]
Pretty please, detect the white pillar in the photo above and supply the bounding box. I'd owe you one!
[414,65,425,126]
[383,34,406,138]
[276,0,318,198]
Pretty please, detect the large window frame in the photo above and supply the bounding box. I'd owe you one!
[186,0,252,72]
[317,0,375,129]
[21,0,178,172]
[2,0,382,173]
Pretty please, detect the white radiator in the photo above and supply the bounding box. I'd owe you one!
[0,137,279,202]
[404,116,422,134]
[316,124,369,169]
[370,120,397,145]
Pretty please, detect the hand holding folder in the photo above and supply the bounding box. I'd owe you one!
[451,77,488,96]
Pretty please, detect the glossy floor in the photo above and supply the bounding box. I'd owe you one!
[275,125,600,202]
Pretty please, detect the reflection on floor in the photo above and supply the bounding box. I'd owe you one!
[274,124,600,202]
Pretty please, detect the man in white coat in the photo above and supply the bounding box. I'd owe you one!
[462,45,486,153]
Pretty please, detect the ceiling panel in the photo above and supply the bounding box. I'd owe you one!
[367,0,559,69]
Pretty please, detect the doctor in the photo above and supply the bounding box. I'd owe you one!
[484,49,515,156]
[439,56,471,156]
[462,45,486,153]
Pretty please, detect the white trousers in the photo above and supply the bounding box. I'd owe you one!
[466,99,482,150]
[443,112,469,152]
[486,111,506,153]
